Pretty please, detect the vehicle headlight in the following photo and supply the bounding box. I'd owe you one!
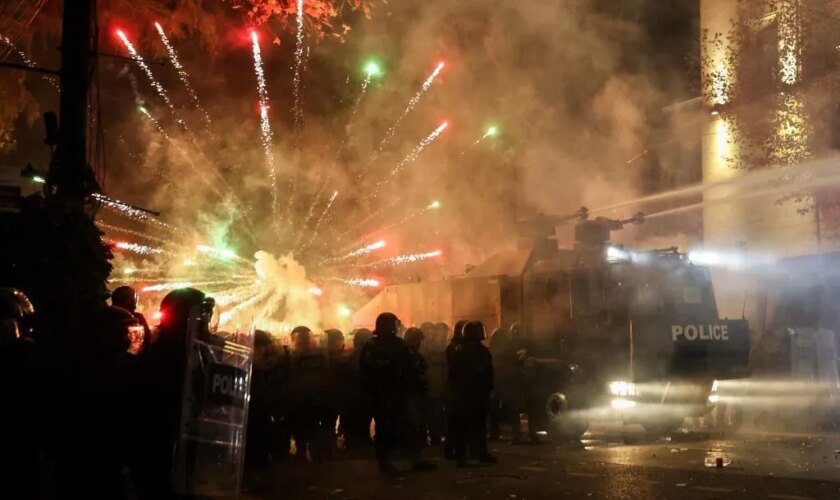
[611,398,636,409]
[608,381,637,397]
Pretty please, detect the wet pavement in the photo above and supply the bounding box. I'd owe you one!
[243,425,840,499]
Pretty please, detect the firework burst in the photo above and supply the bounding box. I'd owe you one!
[117,30,188,131]
[250,31,279,228]
[153,22,211,126]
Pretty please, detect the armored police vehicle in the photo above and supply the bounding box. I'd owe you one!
[354,208,750,438]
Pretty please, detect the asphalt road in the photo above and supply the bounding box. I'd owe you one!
[243,425,840,499]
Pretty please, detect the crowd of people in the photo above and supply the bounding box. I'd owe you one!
[0,283,547,497]
[247,311,546,475]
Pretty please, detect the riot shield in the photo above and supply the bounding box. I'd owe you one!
[172,307,253,496]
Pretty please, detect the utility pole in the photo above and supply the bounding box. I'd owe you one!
[49,0,98,200]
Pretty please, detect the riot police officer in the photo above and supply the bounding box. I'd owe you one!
[343,328,373,450]
[450,320,497,467]
[444,319,468,459]
[405,327,430,452]
[246,330,276,468]
[360,313,437,475]
[288,325,329,462]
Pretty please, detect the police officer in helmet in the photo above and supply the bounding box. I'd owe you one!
[360,313,437,475]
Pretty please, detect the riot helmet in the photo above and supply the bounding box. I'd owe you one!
[352,328,373,349]
[111,285,138,312]
[159,287,206,333]
[404,326,425,350]
[463,320,486,343]
[374,312,400,337]
[291,325,312,351]
[451,319,468,343]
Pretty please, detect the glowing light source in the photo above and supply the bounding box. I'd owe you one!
[611,398,636,409]
[608,381,637,397]
[364,60,383,77]
[338,305,352,318]
[429,200,441,209]
[123,268,137,275]
[31,175,45,184]
[309,286,323,296]
[485,125,498,137]
[153,311,164,321]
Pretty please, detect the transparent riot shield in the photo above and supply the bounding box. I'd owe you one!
[173,306,253,497]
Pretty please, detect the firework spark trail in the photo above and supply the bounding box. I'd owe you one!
[153,22,211,127]
[356,250,443,269]
[195,244,255,267]
[0,34,58,88]
[250,31,279,231]
[321,239,386,265]
[357,62,445,180]
[117,30,188,132]
[140,278,254,293]
[367,121,448,200]
[292,0,306,134]
[348,75,371,128]
[141,282,195,292]
[219,288,274,326]
[341,200,440,253]
[111,240,167,256]
[96,220,183,247]
[213,284,262,306]
[461,126,498,155]
[299,191,338,252]
[327,277,381,288]
[93,193,176,231]
[138,96,257,243]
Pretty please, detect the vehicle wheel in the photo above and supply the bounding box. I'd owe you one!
[544,392,588,441]
[642,417,684,436]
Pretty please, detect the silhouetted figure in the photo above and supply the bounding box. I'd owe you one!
[424,322,449,446]
[444,319,468,459]
[288,325,329,462]
[246,330,276,468]
[132,287,207,499]
[111,285,151,348]
[343,328,373,450]
[360,313,437,475]
[487,327,512,441]
[450,320,497,467]
[405,327,430,453]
